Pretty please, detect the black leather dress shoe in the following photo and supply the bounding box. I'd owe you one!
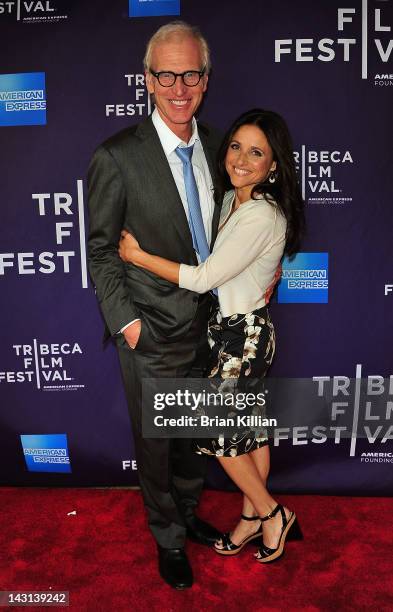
[185,514,222,547]
[157,546,193,590]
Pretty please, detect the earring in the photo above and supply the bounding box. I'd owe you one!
[268,171,276,184]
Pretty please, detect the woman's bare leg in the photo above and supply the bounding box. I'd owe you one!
[222,445,271,546]
[250,444,270,484]
[216,452,291,549]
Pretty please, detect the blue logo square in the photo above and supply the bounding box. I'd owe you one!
[0,72,46,127]
[129,0,180,18]
[277,252,329,303]
[20,434,71,473]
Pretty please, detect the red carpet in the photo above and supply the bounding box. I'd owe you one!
[1,488,393,611]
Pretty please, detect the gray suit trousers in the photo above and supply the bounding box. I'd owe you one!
[116,295,211,549]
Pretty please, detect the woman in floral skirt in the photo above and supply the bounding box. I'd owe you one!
[118,109,305,563]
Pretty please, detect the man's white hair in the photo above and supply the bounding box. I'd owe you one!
[143,20,211,73]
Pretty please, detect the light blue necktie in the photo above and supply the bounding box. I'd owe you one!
[176,145,218,297]
[175,145,210,262]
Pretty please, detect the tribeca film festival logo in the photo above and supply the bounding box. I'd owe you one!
[0,0,68,23]
[20,434,71,473]
[0,340,85,391]
[0,72,46,127]
[105,74,151,119]
[266,364,393,463]
[277,252,328,304]
[275,1,393,85]
[273,364,393,461]
[128,0,180,18]
[0,180,88,287]
[294,147,354,206]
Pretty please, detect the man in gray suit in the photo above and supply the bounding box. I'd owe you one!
[87,22,222,589]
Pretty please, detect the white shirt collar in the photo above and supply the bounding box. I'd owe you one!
[152,107,199,156]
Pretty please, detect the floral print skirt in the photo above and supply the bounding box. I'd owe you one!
[194,302,276,457]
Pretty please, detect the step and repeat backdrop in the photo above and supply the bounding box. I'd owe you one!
[1,0,392,493]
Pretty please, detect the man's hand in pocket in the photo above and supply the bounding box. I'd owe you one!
[123,320,141,349]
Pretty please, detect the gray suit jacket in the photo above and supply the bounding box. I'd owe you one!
[87,115,222,343]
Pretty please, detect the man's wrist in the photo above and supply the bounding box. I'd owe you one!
[133,248,144,267]
[119,318,141,334]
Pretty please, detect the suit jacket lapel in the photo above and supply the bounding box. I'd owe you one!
[135,116,221,261]
[136,117,197,264]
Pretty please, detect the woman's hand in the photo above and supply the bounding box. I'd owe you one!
[118,230,180,284]
[118,230,141,264]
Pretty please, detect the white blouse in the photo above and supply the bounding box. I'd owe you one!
[179,190,287,317]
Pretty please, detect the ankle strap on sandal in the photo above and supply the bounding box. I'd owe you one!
[259,504,284,522]
[241,514,260,521]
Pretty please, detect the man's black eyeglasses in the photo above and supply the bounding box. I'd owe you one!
[149,69,206,87]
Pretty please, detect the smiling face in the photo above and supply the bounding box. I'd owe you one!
[145,35,208,141]
[225,124,277,202]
